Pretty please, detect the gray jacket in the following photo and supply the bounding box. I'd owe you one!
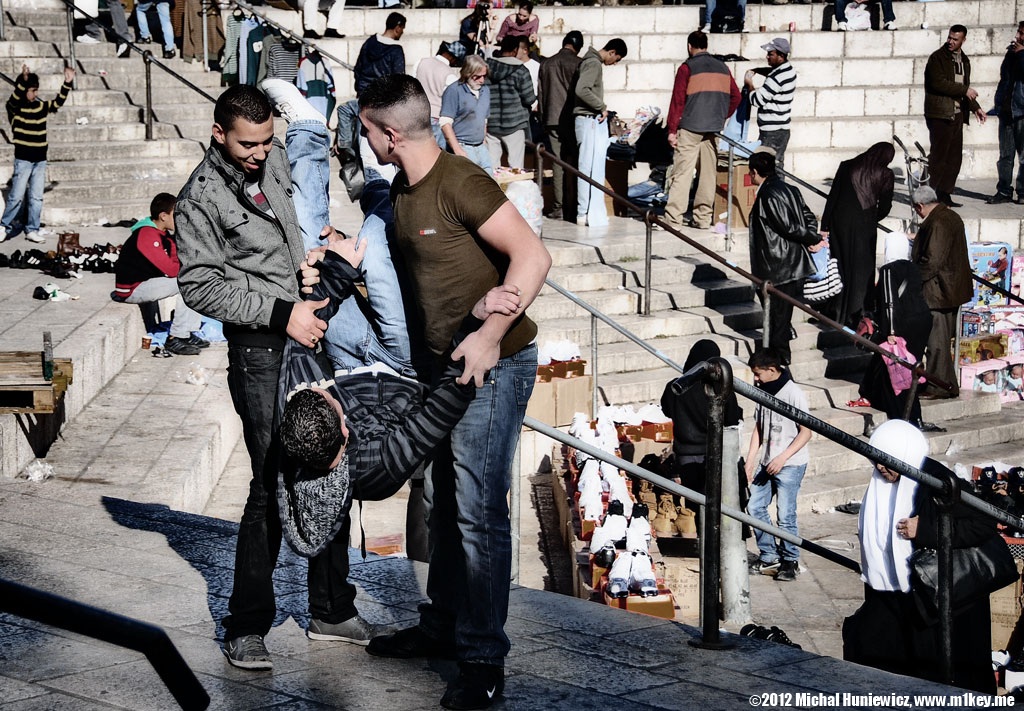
[175,138,305,346]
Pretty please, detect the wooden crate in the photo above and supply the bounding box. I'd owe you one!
[0,351,73,414]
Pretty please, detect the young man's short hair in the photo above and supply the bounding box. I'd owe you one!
[24,73,40,90]
[950,23,968,36]
[386,11,406,30]
[499,35,520,55]
[359,74,433,138]
[563,30,584,52]
[749,150,777,179]
[688,31,708,50]
[280,389,345,471]
[748,348,784,372]
[603,38,628,58]
[150,192,177,221]
[214,84,272,131]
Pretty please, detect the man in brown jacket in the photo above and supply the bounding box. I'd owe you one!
[537,30,582,220]
[924,24,986,207]
[911,185,973,399]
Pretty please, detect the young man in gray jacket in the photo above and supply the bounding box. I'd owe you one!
[175,84,380,671]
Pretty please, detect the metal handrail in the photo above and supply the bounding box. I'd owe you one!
[226,0,354,72]
[0,578,209,710]
[972,273,1024,307]
[530,141,955,394]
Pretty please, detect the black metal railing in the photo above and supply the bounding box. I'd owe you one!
[0,578,209,709]
[529,140,956,395]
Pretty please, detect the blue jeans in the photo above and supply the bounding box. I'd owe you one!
[420,343,538,665]
[996,116,1024,199]
[835,0,894,23]
[285,120,414,376]
[136,0,175,51]
[575,115,609,226]
[747,463,806,563]
[462,143,493,174]
[705,0,746,25]
[223,345,355,638]
[2,158,46,234]
[430,117,447,150]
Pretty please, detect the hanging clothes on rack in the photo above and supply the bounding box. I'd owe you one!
[180,0,226,64]
[254,28,283,86]
[242,20,269,86]
[222,9,247,86]
[237,16,261,86]
[267,36,302,82]
[296,50,336,122]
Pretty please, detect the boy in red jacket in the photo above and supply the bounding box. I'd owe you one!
[112,193,208,355]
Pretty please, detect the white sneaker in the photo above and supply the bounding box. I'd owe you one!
[837,22,848,31]
[884,21,897,30]
[25,231,44,243]
[0,226,7,242]
[116,42,130,57]
[701,23,711,33]
[576,216,588,227]
[260,78,325,125]
[606,551,632,598]
[629,550,659,597]
[76,34,101,44]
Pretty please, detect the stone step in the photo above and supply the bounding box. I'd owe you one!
[0,155,197,184]
[44,196,164,226]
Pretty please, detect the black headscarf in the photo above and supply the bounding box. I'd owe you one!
[661,340,743,457]
[849,142,896,211]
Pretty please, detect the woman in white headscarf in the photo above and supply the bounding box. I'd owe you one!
[843,419,996,694]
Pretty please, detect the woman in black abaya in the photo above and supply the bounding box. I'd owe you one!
[821,142,896,327]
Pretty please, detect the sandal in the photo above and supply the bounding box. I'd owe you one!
[846,398,871,408]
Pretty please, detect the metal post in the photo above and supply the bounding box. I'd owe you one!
[65,5,77,90]
[591,314,599,417]
[760,281,772,350]
[690,357,734,650]
[931,465,960,685]
[643,211,653,317]
[0,0,6,42]
[720,425,751,624]
[202,0,210,71]
[510,441,521,584]
[144,51,154,140]
[726,144,735,246]
[535,143,544,192]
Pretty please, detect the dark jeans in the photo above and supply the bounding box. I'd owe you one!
[758,129,790,172]
[996,115,1024,199]
[923,308,959,397]
[757,278,802,365]
[223,344,355,640]
[926,116,963,196]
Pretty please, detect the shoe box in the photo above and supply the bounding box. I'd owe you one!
[602,583,675,619]
[991,558,1024,652]
[660,558,701,619]
[525,359,593,427]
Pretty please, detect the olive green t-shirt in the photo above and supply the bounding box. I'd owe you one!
[392,151,537,358]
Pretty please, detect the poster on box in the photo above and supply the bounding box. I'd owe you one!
[1003,355,1024,402]
[969,242,1013,307]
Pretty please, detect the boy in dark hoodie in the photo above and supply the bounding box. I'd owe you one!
[354,12,406,97]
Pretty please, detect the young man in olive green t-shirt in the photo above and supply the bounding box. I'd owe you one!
[358,74,551,710]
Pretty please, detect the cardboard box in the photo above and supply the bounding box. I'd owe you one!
[969,242,1014,307]
[525,379,556,426]
[959,358,1006,394]
[554,374,593,426]
[661,558,701,618]
[602,587,676,619]
[991,559,1024,649]
[1002,355,1024,403]
[958,334,1009,364]
[713,160,757,229]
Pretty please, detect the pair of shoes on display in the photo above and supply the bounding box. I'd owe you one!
[223,634,273,670]
[307,615,397,646]
[606,549,658,598]
[740,623,802,649]
[774,560,800,582]
[441,662,504,710]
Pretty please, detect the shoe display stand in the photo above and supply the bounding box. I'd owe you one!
[0,332,74,414]
[552,424,701,622]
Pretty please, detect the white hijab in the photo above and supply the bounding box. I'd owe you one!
[859,420,929,592]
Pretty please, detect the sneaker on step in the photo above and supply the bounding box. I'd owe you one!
[701,23,711,33]
[441,662,504,710]
[749,558,780,575]
[164,335,201,355]
[884,21,897,30]
[324,29,346,39]
[163,47,176,59]
[775,560,800,582]
[260,78,326,125]
[116,42,130,58]
[307,615,398,645]
[186,334,211,349]
[366,625,456,659]
[223,634,273,670]
[24,231,45,243]
[836,22,848,31]
[76,34,101,44]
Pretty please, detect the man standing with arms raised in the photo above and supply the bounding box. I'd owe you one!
[357,74,551,710]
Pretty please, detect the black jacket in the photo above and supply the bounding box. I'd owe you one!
[748,174,819,284]
[354,35,405,97]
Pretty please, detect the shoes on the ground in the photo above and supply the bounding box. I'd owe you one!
[938,192,962,208]
[186,334,211,349]
[440,662,504,710]
[701,23,711,33]
[164,335,201,355]
[544,208,563,220]
[687,219,711,229]
[775,560,800,582]
[116,42,130,58]
[987,193,1013,205]
[163,47,176,59]
[137,36,152,44]
[918,422,947,433]
[1016,196,1024,205]
[576,216,588,227]
[324,29,345,39]
[836,22,848,31]
[307,615,397,645]
[223,634,273,670]
[366,625,456,659]
[76,34,101,44]
[749,558,781,575]
[883,21,897,30]
[260,78,326,125]
[24,231,44,243]
[0,226,7,242]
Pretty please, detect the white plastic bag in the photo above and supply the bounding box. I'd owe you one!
[504,180,543,237]
[846,3,871,30]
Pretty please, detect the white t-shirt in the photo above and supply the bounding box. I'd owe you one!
[754,379,809,468]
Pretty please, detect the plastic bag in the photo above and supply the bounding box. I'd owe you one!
[504,179,543,237]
